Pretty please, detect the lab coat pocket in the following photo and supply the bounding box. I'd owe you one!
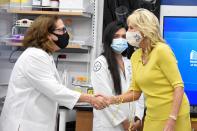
[0,116,20,131]
[19,119,48,131]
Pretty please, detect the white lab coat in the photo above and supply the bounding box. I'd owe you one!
[0,47,81,131]
[91,55,144,131]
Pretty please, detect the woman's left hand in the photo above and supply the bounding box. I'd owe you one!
[130,120,141,131]
[163,118,176,131]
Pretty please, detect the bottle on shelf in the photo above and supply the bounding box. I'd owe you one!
[50,0,59,11]
[10,0,21,9]
[72,76,82,93]
[41,0,51,11]
[71,75,89,93]
[21,0,32,11]
[32,0,42,10]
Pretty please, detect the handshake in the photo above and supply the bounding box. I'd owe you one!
[88,94,118,110]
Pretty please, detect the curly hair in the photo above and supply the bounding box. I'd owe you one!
[22,15,60,53]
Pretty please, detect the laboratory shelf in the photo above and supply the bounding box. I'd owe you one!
[58,48,89,54]
[6,9,92,17]
[0,43,90,54]
[0,38,91,54]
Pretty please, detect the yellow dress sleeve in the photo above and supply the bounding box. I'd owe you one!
[157,44,184,88]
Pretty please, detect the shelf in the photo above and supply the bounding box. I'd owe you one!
[191,113,197,118]
[58,48,89,54]
[6,9,92,17]
[0,9,7,13]
[192,118,197,121]
[0,83,8,86]
[0,41,90,53]
[5,42,23,46]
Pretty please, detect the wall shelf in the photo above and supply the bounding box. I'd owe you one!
[58,48,89,54]
[0,38,91,50]
[0,83,8,86]
[6,9,92,17]
[0,42,90,54]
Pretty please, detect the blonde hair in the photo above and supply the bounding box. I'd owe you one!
[127,8,165,49]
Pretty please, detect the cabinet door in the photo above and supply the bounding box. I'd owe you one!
[192,121,197,131]
[75,111,93,131]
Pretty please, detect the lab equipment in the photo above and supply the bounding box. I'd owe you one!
[16,19,33,27]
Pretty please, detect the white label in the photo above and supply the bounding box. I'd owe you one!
[190,50,197,67]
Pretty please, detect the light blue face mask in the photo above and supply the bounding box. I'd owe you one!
[111,38,128,54]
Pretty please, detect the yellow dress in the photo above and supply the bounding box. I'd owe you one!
[129,43,191,131]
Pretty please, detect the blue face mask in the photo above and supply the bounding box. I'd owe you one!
[111,38,128,54]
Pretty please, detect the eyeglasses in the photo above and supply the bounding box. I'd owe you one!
[54,26,67,33]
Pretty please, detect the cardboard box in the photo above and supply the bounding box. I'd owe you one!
[59,0,90,12]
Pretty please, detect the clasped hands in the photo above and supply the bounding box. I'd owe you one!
[89,94,117,110]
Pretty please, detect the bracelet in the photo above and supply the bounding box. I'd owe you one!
[114,96,123,105]
[112,96,118,104]
[118,96,124,104]
[169,115,177,121]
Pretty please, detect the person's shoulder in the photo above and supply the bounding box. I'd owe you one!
[153,42,174,58]
[93,55,107,72]
[26,47,49,57]
[27,47,47,54]
[131,48,142,60]
[21,47,51,62]
[154,42,171,52]
[94,55,107,64]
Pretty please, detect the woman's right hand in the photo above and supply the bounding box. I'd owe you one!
[163,118,176,131]
[122,119,130,131]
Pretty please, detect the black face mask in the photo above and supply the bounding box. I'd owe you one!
[52,32,70,49]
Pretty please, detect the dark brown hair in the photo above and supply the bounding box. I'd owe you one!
[102,21,126,95]
[22,15,60,53]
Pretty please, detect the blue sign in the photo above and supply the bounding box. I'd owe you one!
[163,16,197,105]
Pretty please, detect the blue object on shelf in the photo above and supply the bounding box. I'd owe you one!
[11,35,24,42]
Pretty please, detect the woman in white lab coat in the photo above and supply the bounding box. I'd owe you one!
[0,15,108,131]
[91,21,144,131]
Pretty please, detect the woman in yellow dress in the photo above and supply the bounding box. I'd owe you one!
[109,8,191,131]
